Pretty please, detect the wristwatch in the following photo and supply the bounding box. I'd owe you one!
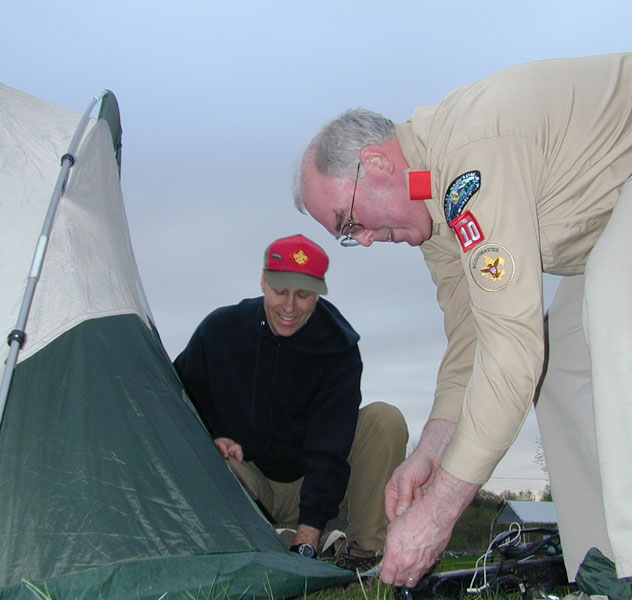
[290,543,317,558]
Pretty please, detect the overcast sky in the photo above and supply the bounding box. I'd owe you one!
[3,0,630,494]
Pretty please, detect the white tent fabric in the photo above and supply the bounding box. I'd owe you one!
[0,83,151,367]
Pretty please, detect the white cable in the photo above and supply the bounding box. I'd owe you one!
[466,522,522,594]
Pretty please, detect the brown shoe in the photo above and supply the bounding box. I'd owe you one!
[335,542,382,572]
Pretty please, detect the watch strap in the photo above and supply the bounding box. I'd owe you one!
[290,542,317,558]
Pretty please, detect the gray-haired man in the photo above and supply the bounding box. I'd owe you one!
[294,54,632,588]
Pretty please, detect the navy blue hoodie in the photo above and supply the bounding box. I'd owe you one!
[174,296,362,531]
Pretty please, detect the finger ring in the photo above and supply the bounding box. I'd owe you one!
[407,576,415,582]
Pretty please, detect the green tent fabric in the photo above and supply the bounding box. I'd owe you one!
[575,548,632,600]
[0,83,353,598]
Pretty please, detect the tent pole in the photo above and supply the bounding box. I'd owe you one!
[0,90,109,428]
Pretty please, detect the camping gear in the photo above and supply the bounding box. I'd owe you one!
[576,547,632,600]
[0,82,353,599]
[405,527,567,599]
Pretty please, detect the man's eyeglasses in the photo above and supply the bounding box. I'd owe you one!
[340,162,365,247]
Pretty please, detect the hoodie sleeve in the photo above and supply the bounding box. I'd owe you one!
[297,344,362,531]
[173,315,233,440]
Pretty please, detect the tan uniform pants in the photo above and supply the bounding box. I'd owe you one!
[225,401,408,551]
[536,177,632,580]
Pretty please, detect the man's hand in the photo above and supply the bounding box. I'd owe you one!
[380,467,479,588]
[292,524,321,551]
[385,419,456,522]
[384,452,433,522]
[214,437,244,462]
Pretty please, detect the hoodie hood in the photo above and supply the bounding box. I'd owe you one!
[252,296,360,355]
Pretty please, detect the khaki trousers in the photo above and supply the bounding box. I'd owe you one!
[536,177,632,580]
[225,401,408,551]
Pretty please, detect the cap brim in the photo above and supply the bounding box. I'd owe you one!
[264,270,327,295]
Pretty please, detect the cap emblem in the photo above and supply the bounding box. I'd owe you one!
[291,249,310,266]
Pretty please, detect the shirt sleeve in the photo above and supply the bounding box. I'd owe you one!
[422,232,478,423]
[429,135,546,484]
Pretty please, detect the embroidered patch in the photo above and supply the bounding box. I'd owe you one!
[450,210,484,253]
[291,249,309,265]
[469,244,515,291]
[444,171,481,223]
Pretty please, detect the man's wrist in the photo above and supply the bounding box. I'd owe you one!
[419,419,456,453]
[427,467,480,523]
[292,523,321,547]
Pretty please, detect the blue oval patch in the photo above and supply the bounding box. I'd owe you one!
[444,171,481,223]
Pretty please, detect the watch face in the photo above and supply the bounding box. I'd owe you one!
[297,543,316,558]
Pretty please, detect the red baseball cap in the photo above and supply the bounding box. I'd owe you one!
[263,234,329,294]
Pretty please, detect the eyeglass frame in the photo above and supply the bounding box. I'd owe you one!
[339,162,366,247]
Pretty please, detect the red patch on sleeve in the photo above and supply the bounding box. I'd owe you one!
[450,211,485,252]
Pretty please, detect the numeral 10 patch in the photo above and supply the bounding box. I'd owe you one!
[450,210,484,252]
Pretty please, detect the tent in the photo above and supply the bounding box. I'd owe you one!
[0,83,353,599]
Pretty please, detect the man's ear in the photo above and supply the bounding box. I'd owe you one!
[260,271,267,293]
[359,145,394,175]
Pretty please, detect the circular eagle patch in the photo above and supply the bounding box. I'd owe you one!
[469,244,515,291]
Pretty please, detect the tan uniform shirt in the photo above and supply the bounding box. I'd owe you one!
[395,53,632,484]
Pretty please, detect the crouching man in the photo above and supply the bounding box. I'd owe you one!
[174,234,408,570]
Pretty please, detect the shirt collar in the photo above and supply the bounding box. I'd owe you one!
[395,121,443,230]
[395,121,423,166]
[395,121,431,199]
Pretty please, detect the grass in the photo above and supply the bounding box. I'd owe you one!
[300,551,576,600]
[304,576,397,600]
[17,578,573,600]
[18,562,574,600]
[17,576,395,600]
[304,580,574,600]
[435,556,480,572]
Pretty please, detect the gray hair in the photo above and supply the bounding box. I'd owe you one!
[293,108,395,213]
